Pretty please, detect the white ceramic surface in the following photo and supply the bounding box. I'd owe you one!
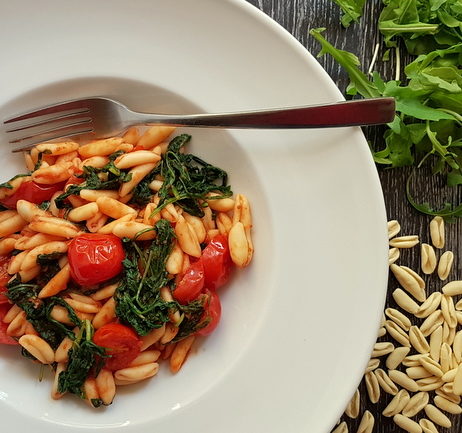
[0,1,388,432]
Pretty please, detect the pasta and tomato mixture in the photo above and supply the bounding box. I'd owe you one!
[0,126,253,407]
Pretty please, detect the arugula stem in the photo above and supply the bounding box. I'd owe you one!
[417,151,434,169]
[437,109,462,125]
[368,43,380,76]
[426,121,448,159]
[74,324,84,347]
[84,320,92,342]
[135,249,153,307]
[379,25,439,32]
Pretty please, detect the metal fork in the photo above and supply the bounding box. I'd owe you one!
[3,96,395,152]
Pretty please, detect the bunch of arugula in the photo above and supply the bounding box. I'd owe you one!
[311,0,462,217]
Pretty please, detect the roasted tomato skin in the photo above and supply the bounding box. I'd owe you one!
[196,290,222,336]
[93,323,142,371]
[0,181,64,209]
[173,260,205,304]
[68,234,125,286]
[201,235,233,290]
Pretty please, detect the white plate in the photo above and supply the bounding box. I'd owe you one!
[0,1,388,432]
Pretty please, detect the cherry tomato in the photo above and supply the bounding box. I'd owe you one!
[173,260,205,304]
[197,290,222,336]
[64,174,84,188]
[201,235,233,290]
[0,304,18,345]
[93,323,141,371]
[68,234,125,286]
[0,256,11,304]
[0,181,64,209]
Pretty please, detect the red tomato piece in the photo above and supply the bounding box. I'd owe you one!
[0,256,11,304]
[201,234,233,290]
[68,234,125,287]
[0,181,64,209]
[197,290,222,336]
[93,323,141,371]
[0,304,18,345]
[0,287,8,304]
[173,260,205,304]
[64,174,84,188]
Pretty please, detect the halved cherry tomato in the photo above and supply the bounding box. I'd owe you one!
[197,290,222,336]
[0,181,64,209]
[0,304,18,345]
[0,256,11,304]
[173,260,205,304]
[93,323,141,371]
[201,234,233,290]
[68,234,125,287]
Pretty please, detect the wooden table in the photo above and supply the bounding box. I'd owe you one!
[247,1,462,432]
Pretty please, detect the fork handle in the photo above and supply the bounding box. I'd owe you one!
[135,97,395,128]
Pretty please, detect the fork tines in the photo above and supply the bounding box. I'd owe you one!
[3,99,94,151]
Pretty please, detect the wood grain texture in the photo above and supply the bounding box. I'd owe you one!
[246,1,462,432]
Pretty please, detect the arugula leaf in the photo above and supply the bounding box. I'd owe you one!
[115,219,208,339]
[58,320,106,400]
[7,278,80,348]
[310,28,382,99]
[129,168,157,206]
[38,200,51,211]
[331,0,367,27]
[174,294,211,341]
[54,160,132,208]
[115,219,177,335]
[378,0,462,54]
[382,81,457,121]
[36,252,64,266]
[151,134,232,218]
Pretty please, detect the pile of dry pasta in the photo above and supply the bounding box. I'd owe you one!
[333,216,462,433]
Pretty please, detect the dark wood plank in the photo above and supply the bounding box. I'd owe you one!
[247,1,462,432]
